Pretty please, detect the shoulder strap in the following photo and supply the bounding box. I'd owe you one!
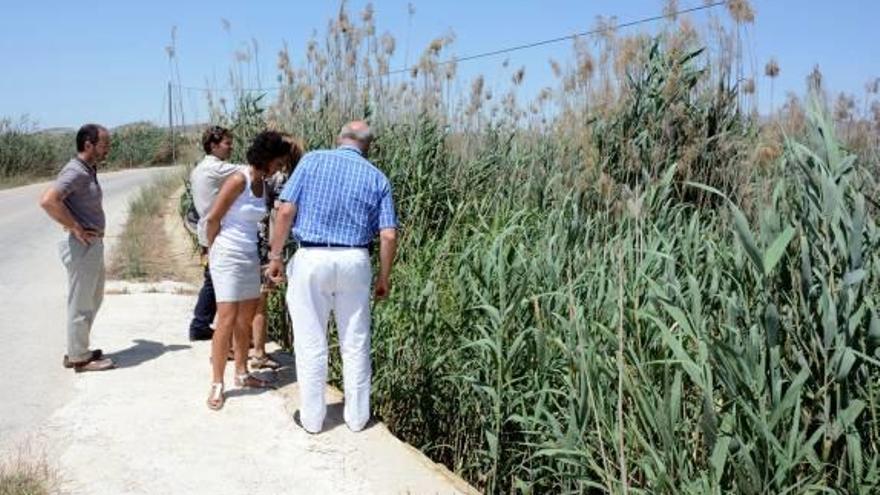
[238,166,252,192]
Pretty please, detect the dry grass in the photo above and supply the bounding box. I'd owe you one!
[109,170,197,282]
[0,446,59,495]
[162,184,203,286]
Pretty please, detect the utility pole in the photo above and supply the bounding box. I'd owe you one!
[168,81,176,164]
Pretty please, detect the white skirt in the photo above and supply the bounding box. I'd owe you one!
[209,242,261,302]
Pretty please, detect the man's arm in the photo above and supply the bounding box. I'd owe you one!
[374,227,397,300]
[39,186,95,244]
[266,201,297,283]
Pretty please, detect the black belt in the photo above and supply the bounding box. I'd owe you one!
[298,241,370,249]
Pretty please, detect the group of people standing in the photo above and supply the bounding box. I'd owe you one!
[40,120,398,434]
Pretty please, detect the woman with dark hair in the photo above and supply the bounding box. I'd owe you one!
[203,130,292,410]
[249,134,305,371]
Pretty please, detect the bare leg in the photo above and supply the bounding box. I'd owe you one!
[234,298,260,376]
[252,292,268,359]
[212,302,238,383]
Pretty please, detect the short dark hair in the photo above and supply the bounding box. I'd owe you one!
[201,125,231,154]
[76,124,105,152]
[246,131,292,171]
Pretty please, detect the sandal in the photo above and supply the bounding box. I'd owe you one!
[235,373,275,389]
[207,383,225,410]
[249,355,280,371]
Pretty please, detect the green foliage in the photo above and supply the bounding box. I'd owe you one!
[221,17,880,492]
[0,118,172,182]
[106,122,171,167]
[592,40,754,206]
[211,93,267,164]
[0,117,69,180]
[331,92,880,494]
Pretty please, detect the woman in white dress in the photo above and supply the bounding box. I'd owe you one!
[204,130,292,410]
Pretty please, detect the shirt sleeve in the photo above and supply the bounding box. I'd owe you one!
[216,161,242,178]
[54,165,86,198]
[279,156,309,204]
[377,179,398,230]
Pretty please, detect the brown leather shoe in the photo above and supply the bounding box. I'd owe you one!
[63,349,103,368]
[73,357,115,373]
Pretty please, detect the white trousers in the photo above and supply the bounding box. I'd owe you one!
[286,247,373,432]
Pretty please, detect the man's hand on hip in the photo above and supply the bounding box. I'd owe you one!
[72,224,99,245]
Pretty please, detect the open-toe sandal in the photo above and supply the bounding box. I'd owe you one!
[207,383,225,410]
[249,355,280,371]
[235,373,275,389]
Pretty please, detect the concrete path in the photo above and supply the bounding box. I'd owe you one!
[0,166,176,449]
[35,283,471,494]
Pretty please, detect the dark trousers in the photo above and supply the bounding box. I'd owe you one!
[189,263,216,338]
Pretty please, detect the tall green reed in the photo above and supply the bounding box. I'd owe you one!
[202,4,880,491]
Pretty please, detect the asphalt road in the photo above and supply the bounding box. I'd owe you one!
[0,165,177,450]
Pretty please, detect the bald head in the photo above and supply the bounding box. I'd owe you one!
[338,120,373,154]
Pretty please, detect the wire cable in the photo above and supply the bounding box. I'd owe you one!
[173,0,726,92]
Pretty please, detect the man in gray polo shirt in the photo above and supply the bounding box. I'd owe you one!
[39,123,115,372]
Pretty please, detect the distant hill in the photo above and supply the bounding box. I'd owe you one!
[32,121,209,136]
[36,127,75,135]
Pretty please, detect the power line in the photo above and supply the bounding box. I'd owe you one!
[385,0,726,76]
[176,84,280,93]
[173,0,727,93]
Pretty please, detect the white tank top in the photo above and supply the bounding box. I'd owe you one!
[213,168,267,253]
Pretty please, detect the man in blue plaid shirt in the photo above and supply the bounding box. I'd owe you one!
[267,120,398,433]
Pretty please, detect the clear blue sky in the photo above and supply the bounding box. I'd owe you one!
[1,0,877,130]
